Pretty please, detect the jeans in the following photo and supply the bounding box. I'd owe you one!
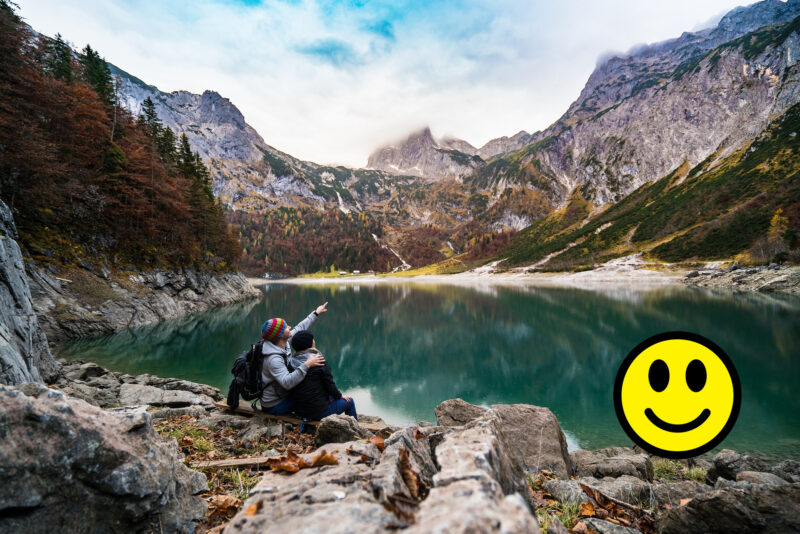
[262,396,294,415]
[318,397,357,420]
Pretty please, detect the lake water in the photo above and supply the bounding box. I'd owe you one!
[56,282,800,460]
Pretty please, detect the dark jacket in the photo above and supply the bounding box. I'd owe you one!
[287,348,342,419]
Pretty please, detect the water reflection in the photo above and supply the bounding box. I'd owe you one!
[57,283,800,460]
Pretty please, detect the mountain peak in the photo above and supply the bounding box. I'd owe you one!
[366,127,480,179]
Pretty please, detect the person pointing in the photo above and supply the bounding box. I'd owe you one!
[259,302,328,415]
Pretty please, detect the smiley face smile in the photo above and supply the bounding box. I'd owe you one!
[644,407,710,432]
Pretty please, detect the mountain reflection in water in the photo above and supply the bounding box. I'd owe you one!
[56,283,800,460]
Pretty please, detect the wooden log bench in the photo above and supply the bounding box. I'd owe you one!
[213,400,320,426]
[213,400,387,433]
[191,457,276,470]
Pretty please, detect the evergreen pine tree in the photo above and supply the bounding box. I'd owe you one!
[177,133,195,176]
[157,126,177,164]
[47,33,73,83]
[193,151,214,201]
[79,44,114,105]
[140,96,162,138]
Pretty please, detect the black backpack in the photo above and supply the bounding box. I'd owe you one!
[226,341,266,410]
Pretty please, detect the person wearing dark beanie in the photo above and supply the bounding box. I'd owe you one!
[288,330,357,421]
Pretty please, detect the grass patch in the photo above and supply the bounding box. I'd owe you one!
[217,468,262,502]
[535,503,580,533]
[652,458,707,482]
[60,267,120,307]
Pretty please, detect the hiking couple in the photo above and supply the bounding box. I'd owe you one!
[259,301,357,422]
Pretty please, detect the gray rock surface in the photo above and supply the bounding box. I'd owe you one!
[435,399,573,479]
[118,382,214,407]
[434,397,489,426]
[650,480,712,507]
[544,475,651,507]
[314,414,374,446]
[236,421,283,446]
[226,413,540,534]
[0,383,207,533]
[366,127,483,180]
[736,470,790,486]
[657,481,800,533]
[684,265,800,294]
[478,1,800,206]
[771,459,800,483]
[53,359,222,415]
[581,518,641,534]
[0,200,58,385]
[706,448,768,483]
[570,447,654,481]
[28,264,260,341]
[491,403,573,479]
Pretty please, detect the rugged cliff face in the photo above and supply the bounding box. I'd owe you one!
[478,1,800,206]
[107,0,800,271]
[0,200,58,385]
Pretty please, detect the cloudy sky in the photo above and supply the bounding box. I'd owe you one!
[17,0,748,167]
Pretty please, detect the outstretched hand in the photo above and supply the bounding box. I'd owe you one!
[316,301,329,315]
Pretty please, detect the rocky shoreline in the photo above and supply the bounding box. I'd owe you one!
[27,265,261,342]
[683,264,800,294]
[268,258,800,295]
[2,359,797,534]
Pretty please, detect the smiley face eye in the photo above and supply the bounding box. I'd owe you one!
[686,359,707,392]
[648,359,669,392]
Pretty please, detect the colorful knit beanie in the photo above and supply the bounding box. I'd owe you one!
[261,318,287,342]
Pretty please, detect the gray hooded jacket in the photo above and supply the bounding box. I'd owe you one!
[259,310,318,407]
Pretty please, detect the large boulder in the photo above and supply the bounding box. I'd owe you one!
[314,414,373,446]
[0,383,207,533]
[544,475,651,507]
[570,447,653,481]
[770,460,800,483]
[434,398,489,426]
[736,471,790,486]
[706,449,768,483]
[434,399,573,479]
[118,382,214,408]
[650,480,712,507]
[0,200,58,385]
[657,482,800,533]
[491,403,572,479]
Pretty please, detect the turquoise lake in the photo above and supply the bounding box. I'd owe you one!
[56,282,800,460]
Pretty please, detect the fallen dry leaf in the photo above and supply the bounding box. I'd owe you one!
[369,434,386,452]
[206,494,242,519]
[679,498,693,506]
[398,447,428,501]
[579,501,596,517]
[244,501,262,517]
[414,428,425,440]
[310,449,339,467]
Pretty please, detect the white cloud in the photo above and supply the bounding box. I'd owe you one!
[16,0,748,167]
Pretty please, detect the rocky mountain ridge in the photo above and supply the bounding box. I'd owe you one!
[366,127,534,179]
[475,0,800,206]
[105,0,800,273]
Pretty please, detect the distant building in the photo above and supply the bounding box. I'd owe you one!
[352,270,361,275]
[339,271,347,276]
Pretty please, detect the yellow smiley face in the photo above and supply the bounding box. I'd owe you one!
[613,332,741,458]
